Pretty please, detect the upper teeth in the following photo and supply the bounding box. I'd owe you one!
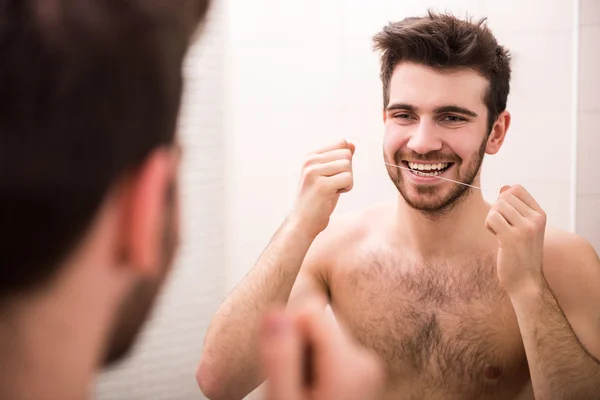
[408,162,449,171]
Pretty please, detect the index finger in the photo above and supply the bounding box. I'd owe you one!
[507,184,542,211]
[310,139,353,155]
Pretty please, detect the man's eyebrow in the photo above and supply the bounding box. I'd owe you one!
[385,103,478,118]
[433,105,478,118]
[385,103,417,112]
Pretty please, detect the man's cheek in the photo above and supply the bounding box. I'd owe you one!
[383,133,405,158]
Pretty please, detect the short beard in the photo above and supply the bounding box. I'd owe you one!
[387,137,487,220]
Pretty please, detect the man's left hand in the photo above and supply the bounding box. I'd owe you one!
[485,185,547,294]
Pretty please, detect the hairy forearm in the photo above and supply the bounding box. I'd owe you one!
[198,217,317,399]
[510,276,600,400]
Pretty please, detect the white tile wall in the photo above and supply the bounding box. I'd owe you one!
[499,31,574,111]
[580,0,600,26]
[229,0,343,42]
[387,0,487,21]
[576,5,600,251]
[484,108,573,184]
[340,0,392,39]
[578,25,600,111]
[341,0,487,40]
[229,41,342,109]
[484,0,574,34]
[338,38,382,111]
[577,111,600,195]
[576,194,600,253]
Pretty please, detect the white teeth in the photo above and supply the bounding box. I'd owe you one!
[407,162,450,172]
[413,170,442,177]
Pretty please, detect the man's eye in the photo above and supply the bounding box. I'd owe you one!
[443,115,466,122]
[393,114,413,120]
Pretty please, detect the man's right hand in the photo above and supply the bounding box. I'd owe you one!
[289,140,355,238]
[259,301,384,400]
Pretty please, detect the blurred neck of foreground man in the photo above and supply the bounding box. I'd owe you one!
[0,1,209,399]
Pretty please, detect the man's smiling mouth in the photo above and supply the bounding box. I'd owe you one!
[404,161,454,177]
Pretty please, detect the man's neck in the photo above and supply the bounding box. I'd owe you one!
[0,266,119,400]
[395,188,494,258]
[0,295,98,400]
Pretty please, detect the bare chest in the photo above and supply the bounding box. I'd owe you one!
[329,252,531,399]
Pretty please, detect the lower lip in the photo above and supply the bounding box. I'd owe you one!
[402,163,454,184]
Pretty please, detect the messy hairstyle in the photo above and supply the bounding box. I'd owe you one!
[0,0,210,298]
[373,10,511,132]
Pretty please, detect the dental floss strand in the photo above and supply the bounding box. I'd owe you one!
[383,162,488,192]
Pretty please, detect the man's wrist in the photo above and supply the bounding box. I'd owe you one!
[505,272,546,302]
[282,214,320,245]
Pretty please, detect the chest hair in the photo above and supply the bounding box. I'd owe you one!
[334,250,529,395]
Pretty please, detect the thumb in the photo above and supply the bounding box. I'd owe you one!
[260,310,303,400]
[499,185,511,195]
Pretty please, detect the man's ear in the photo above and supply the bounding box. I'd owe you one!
[486,110,511,155]
[119,147,178,278]
[383,108,388,123]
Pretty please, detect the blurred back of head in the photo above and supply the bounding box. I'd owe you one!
[0,0,210,300]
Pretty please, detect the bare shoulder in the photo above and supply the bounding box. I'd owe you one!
[542,226,600,354]
[290,203,393,306]
[304,203,394,271]
[542,226,600,284]
[324,203,392,241]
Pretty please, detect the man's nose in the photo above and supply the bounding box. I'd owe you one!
[406,121,442,155]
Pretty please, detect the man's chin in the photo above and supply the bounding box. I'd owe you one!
[101,279,161,368]
[401,186,449,208]
[405,197,455,214]
[399,183,473,216]
[101,304,152,368]
[102,337,138,367]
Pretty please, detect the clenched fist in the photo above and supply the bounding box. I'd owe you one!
[289,140,355,238]
[485,185,547,294]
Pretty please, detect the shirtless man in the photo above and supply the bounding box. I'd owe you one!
[197,12,600,400]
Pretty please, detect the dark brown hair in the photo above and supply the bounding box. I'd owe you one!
[373,10,511,132]
[0,0,210,298]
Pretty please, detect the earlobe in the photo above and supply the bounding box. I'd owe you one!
[485,111,511,155]
[121,147,177,277]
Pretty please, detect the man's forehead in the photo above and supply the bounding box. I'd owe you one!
[388,62,488,110]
